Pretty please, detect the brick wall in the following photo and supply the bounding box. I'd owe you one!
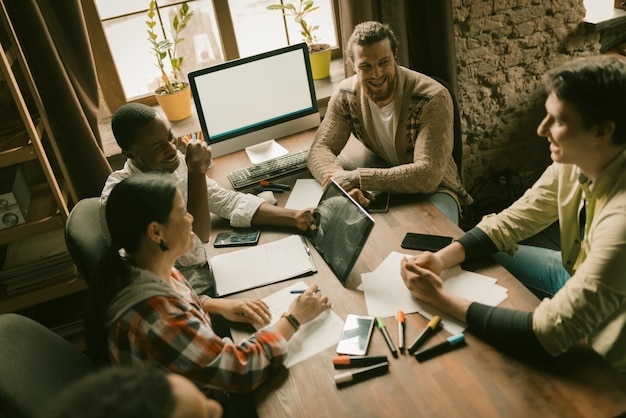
[453,0,601,192]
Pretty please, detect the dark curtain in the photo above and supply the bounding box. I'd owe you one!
[4,0,112,204]
[337,0,457,95]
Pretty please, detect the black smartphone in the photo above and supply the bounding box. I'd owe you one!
[213,230,261,248]
[401,232,453,252]
[368,191,390,213]
[336,314,375,356]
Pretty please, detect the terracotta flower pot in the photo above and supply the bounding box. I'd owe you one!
[154,83,192,122]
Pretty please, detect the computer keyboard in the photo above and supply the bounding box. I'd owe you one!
[227,149,310,189]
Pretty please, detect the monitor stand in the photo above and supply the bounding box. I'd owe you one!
[245,139,289,164]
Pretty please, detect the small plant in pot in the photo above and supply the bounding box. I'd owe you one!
[146,0,193,121]
[266,0,332,79]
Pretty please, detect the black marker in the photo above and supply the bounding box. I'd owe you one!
[408,315,441,355]
[332,355,388,368]
[334,361,389,388]
[252,187,284,193]
[414,333,466,362]
[259,180,291,190]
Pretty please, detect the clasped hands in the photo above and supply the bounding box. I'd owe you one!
[400,251,448,308]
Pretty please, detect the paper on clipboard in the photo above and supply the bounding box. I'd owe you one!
[210,234,316,296]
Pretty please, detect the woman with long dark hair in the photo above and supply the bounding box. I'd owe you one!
[86,173,330,399]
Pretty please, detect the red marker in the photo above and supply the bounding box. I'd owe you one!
[332,355,388,368]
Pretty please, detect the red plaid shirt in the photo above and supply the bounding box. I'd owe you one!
[108,269,288,394]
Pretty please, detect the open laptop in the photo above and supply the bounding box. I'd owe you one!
[306,179,375,284]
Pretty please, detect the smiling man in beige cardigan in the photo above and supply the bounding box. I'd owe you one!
[308,21,472,224]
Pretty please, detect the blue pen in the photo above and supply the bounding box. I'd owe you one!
[414,333,466,362]
[290,289,321,294]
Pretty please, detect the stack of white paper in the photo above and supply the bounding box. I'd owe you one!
[361,251,508,334]
[285,179,323,210]
[254,281,344,368]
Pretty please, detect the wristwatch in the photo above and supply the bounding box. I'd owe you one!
[281,312,300,331]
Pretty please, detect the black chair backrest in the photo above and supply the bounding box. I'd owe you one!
[64,197,107,287]
[0,313,92,418]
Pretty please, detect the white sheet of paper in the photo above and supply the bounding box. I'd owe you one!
[245,139,288,164]
[210,235,316,296]
[361,251,508,334]
[254,281,344,368]
[285,179,323,210]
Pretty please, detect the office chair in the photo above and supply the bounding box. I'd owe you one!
[64,197,107,287]
[0,313,93,418]
[432,76,463,185]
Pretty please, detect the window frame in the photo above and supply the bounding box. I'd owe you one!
[84,0,342,112]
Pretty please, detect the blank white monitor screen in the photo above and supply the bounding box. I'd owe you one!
[188,43,320,158]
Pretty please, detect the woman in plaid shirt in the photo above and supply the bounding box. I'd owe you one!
[85,173,330,399]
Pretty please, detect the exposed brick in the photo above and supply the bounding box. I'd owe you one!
[454,0,604,190]
[469,1,495,18]
[511,21,534,37]
[474,15,507,32]
[493,0,519,13]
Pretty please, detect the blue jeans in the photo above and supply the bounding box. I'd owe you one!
[428,192,459,225]
[491,245,571,299]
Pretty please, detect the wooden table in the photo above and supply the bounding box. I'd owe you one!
[207,130,626,418]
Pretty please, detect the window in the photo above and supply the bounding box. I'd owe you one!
[92,0,339,105]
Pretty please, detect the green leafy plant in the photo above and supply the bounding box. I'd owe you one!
[146,1,193,94]
[266,0,323,52]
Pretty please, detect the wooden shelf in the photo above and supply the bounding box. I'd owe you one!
[0,213,64,245]
[0,142,36,166]
[0,3,84,347]
[0,275,87,314]
[0,44,14,81]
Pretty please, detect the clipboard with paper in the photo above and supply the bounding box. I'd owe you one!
[210,234,316,296]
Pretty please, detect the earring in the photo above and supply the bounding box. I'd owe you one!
[159,239,169,252]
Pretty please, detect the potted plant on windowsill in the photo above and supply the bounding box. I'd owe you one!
[147,0,193,121]
[267,0,332,80]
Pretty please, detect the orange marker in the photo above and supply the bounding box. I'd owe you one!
[332,355,388,368]
[396,310,405,353]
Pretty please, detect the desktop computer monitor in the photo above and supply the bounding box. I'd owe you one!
[188,43,320,159]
